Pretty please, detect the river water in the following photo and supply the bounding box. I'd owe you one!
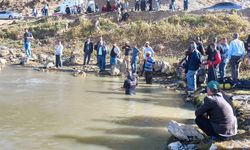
[0,66,195,150]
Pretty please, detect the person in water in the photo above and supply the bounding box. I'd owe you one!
[144,51,155,84]
[123,73,138,95]
[195,81,237,140]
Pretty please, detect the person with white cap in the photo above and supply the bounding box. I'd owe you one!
[144,51,155,84]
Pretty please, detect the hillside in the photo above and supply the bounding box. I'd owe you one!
[1,0,249,14]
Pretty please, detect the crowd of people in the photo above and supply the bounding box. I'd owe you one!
[23,27,250,141]
[30,0,190,18]
[180,33,248,97]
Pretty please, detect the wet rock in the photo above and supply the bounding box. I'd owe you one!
[167,120,204,141]
[73,70,86,77]
[168,141,184,150]
[21,57,28,65]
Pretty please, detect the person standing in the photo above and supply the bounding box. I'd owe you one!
[245,35,250,65]
[205,43,221,82]
[143,41,155,59]
[44,3,49,16]
[141,0,146,11]
[110,43,120,67]
[107,0,112,12]
[83,38,93,65]
[194,36,205,55]
[219,38,229,82]
[131,44,140,73]
[228,33,245,83]
[186,42,202,95]
[96,41,108,72]
[23,28,33,58]
[122,41,132,70]
[184,0,189,11]
[55,40,64,68]
[144,52,155,84]
[148,0,153,11]
[155,0,161,11]
[135,0,140,11]
[195,81,237,140]
[65,5,71,15]
[32,7,38,17]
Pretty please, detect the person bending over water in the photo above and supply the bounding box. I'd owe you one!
[195,81,237,141]
[123,73,138,95]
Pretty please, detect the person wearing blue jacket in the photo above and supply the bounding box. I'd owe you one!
[186,41,202,95]
[96,41,108,72]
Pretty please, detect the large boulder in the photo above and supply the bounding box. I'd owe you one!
[167,120,204,141]
[161,61,172,74]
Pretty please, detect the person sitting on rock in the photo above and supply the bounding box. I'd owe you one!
[195,81,237,140]
[123,73,137,95]
[143,52,155,84]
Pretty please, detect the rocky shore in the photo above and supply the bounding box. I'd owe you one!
[0,45,249,150]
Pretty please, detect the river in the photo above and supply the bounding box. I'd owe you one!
[0,66,195,150]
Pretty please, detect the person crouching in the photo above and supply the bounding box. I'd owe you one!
[195,81,237,140]
[123,73,138,95]
[144,52,155,84]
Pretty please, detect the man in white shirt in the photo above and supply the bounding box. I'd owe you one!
[228,33,245,82]
[143,41,155,59]
[55,40,64,68]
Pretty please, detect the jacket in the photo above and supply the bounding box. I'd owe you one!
[187,50,202,71]
[84,42,93,54]
[195,93,237,136]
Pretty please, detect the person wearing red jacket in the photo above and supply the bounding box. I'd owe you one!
[205,43,222,82]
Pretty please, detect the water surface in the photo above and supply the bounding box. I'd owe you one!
[0,66,194,150]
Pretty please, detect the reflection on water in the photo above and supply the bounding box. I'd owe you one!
[0,66,195,150]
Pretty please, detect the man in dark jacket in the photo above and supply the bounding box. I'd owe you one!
[195,81,237,140]
[186,42,202,95]
[65,5,71,15]
[123,73,137,95]
[83,38,93,65]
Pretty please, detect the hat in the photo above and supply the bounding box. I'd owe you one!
[207,81,220,90]
[146,51,151,55]
[145,41,150,44]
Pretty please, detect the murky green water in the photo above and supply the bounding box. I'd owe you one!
[0,66,195,150]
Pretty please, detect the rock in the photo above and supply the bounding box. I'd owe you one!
[0,49,10,57]
[0,58,7,65]
[161,61,172,74]
[16,52,26,58]
[0,46,8,50]
[32,53,38,60]
[167,120,204,141]
[38,54,48,63]
[45,62,54,69]
[168,141,198,150]
[209,144,217,150]
[168,141,184,150]
[73,70,86,77]
[110,65,121,76]
[21,57,28,65]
